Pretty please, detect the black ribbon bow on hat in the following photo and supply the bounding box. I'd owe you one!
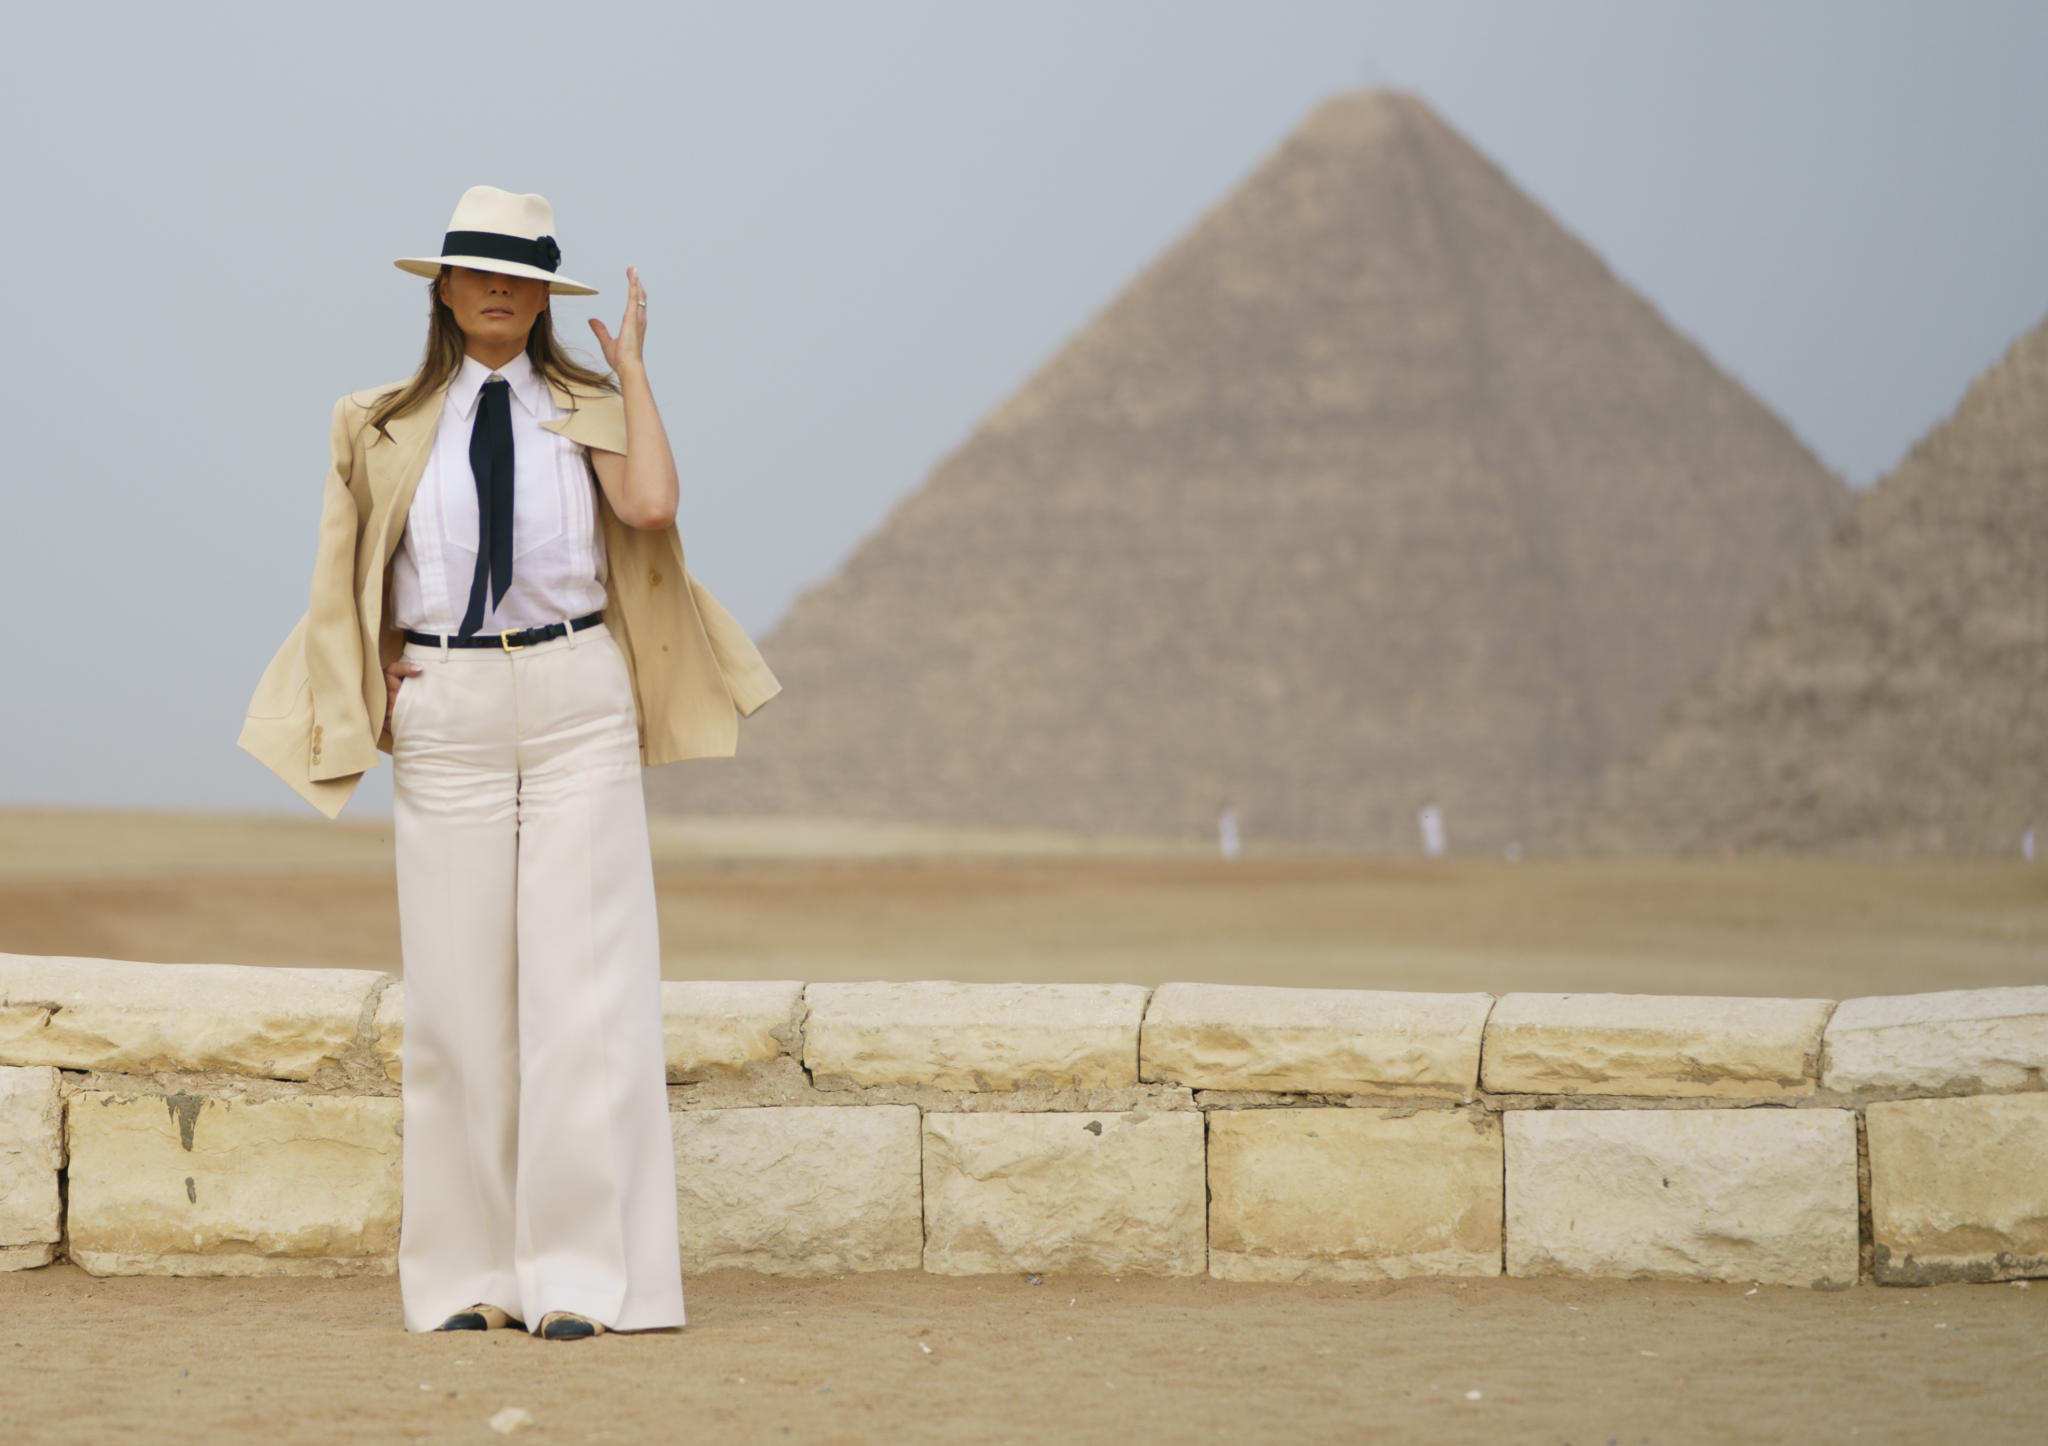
[458,376,516,637]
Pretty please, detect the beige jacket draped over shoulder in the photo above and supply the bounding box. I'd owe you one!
[238,376,780,818]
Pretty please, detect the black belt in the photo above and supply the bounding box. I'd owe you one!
[403,610,606,652]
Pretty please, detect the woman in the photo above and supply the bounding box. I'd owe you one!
[238,186,779,1339]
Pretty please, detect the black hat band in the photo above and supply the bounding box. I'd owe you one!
[441,230,562,273]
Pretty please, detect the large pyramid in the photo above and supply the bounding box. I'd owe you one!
[1585,313,2048,857]
[653,91,1847,851]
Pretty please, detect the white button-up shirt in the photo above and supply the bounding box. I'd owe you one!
[390,351,608,635]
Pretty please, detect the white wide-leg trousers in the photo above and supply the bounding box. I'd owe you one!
[390,622,684,1334]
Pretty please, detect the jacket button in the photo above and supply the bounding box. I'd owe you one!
[648,568,663,588]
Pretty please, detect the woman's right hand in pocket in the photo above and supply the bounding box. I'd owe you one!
[385,657,422,728]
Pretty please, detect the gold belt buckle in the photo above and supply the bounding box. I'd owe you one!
[500,630,525,652]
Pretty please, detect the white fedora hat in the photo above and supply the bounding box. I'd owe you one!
[395,185,597,296]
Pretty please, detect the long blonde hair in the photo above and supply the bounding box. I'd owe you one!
[367,272,616,439]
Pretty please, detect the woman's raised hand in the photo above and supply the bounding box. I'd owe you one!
[587,266,647,375]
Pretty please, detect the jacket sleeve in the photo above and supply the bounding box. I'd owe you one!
[304,396,381,782]
[685,563,782,717]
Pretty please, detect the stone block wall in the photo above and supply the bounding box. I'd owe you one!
[2,955,2044,1288]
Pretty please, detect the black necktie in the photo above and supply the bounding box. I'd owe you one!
[458,376,516,637]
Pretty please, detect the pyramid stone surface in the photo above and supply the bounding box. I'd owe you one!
[1587,314,2048,856]
[654,92,1846,850]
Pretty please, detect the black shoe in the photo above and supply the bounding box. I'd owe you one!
[437,1304,520,1331]
[539,1311,605,1341]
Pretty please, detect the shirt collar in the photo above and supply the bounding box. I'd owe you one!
[448,350,547,422]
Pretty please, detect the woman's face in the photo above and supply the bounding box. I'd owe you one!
[438,266,550,348]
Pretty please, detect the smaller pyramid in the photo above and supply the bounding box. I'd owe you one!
[1585,313,2048,856]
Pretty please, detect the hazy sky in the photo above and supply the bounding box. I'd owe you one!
[6,2,2045,813]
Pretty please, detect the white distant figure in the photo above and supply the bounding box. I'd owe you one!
[1218,806,1241,861]
[1418,804,1447,858]
[2025,826,2037,863]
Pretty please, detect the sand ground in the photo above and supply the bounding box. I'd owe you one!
[1,810,2043,996]
[4,1265,2044,1445]
[2,808,2046,1443]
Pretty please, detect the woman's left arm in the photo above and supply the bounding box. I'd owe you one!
[587,266,679,531]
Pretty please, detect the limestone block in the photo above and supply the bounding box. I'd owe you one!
[804,982,1148,1090]
[922,1110,1205,1276]
[663,980,804,1081]
[0,954,385,1081]
[1868,1093,2048,1284]
[371,982,402,1082]
[1141,983,1492,1096]
[672,1105,921,1273]
[1208,1107,1501,1281]
[1823,987,2048,1094]
[372,979,802,1086]
[1505,1108,1859,1287]
[66,1091,401,1275]
[1482,993,1830,1098]
[0,1065,63,1264]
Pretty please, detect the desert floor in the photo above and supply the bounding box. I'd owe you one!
[2,808,2046,1444]
[4,1264,2044,1445]
[2,809,2044,996]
